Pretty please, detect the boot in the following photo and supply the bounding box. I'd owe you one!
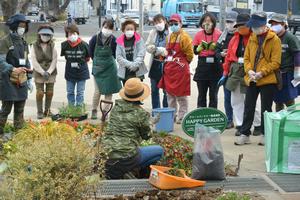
[44,90,54,117]
[14,101,25,131]
[36,89,44,119]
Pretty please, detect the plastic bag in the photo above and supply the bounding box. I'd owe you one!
[191,124,225,180]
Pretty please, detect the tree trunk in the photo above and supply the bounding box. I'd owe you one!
[48,0,71,17]
[58,0,71,15]
[0,0,18,21]
[20,0,33,14]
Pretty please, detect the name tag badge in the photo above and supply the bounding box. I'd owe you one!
[71,62,79,68]
[19,59,26,66]
[206,57,214,63]
[238,57,244,64]
[166,56,173,62]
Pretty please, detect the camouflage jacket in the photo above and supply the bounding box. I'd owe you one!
[102,99,151,159]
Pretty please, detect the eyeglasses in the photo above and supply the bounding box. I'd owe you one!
[169,22,179,26]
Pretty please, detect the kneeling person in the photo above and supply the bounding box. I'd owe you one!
[102,78,164,179]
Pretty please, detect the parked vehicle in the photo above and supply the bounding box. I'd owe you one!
[288,15,300,34]
[162,0,202,27]
[67,0,90,24]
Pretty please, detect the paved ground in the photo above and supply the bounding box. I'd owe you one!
[3,16,300,199]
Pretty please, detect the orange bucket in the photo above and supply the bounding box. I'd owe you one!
[148,165,206,190]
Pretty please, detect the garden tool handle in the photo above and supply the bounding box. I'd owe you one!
[100,100,113,122]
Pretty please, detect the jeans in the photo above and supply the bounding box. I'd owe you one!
[66,80,86,106]
[196,80,218,108]
[150,79,168,109]
[138,145,164,168]
[223,87,233,123]
[240,83,276,136]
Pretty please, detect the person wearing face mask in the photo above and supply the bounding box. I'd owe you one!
[31,25,57,119]
[0,14,33,137]
[116,19,148,85]
[268,14,300,112]
[193,12,222,109]
[145,14,169,109]
[89,19,121,119]
[235,12,281,146]
[221,14,261,137]
[61,24,90,107]
[215,11,238,130]
[158,14,194,124]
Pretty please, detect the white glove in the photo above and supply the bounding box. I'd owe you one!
[248,70,256,81]
[255,72,263,80]
[27,79,34,93]
[155,47,166,56]
[129,65,139,72]
[147,45,156,53]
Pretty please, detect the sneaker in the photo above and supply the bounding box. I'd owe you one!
[91,110,97,120]
[258,135,265,146]
[37,112,44,119]
[252,126,262,136]
[226,121,234,129]
[234,135,251,145]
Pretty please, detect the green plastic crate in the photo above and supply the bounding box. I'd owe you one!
[264,105,300,174]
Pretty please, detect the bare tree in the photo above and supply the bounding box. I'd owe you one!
[20,0,33,14]
[49,0,71,17]
[0,0,19,21]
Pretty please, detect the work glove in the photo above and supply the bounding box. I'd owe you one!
[155,47,167,56]
[129,65,139,72]
[147,45,156,54]
[43,71,50,81]
[255,72,263,80]
[196,45,203,53]
[27,79,34,93]
[248,70,256,82]
[217,75,227,87]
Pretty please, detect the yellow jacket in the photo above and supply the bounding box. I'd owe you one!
[168,29,194,63]
[244,30,281,86]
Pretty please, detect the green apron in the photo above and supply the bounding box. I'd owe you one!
[225,62,247,94]
[92,38,122,95]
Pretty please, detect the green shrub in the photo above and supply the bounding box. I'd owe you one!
[0,122,105,200]
[59,104,87,118]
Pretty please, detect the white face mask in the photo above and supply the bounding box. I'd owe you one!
[17,27,25,36]
[68,33,78,42]
[155,22,165,32]
[125,30,134,38]
[102,28,113,37]
[252,27,266,35]
[271,24,283,34]
[40,35,51,43]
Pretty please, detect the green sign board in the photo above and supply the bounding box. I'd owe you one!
[182,108,228,137]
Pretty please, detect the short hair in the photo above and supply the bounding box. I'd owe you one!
[121,19,137,32]
[153,14,169,29]
[199,12,217,30]
[102,19,114,29]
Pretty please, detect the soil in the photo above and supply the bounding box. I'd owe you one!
[89,188,265,200]
[165,169,185,178]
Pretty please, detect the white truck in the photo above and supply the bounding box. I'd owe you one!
[68,0,90,24]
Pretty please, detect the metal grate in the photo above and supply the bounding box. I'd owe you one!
[86,177,274,198]
[267,173,300,193]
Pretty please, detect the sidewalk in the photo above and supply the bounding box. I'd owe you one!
[5,36,300,200]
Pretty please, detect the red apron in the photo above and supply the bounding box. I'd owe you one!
[158,34,191,96]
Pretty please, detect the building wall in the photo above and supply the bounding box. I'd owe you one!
[263,0,300,15]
